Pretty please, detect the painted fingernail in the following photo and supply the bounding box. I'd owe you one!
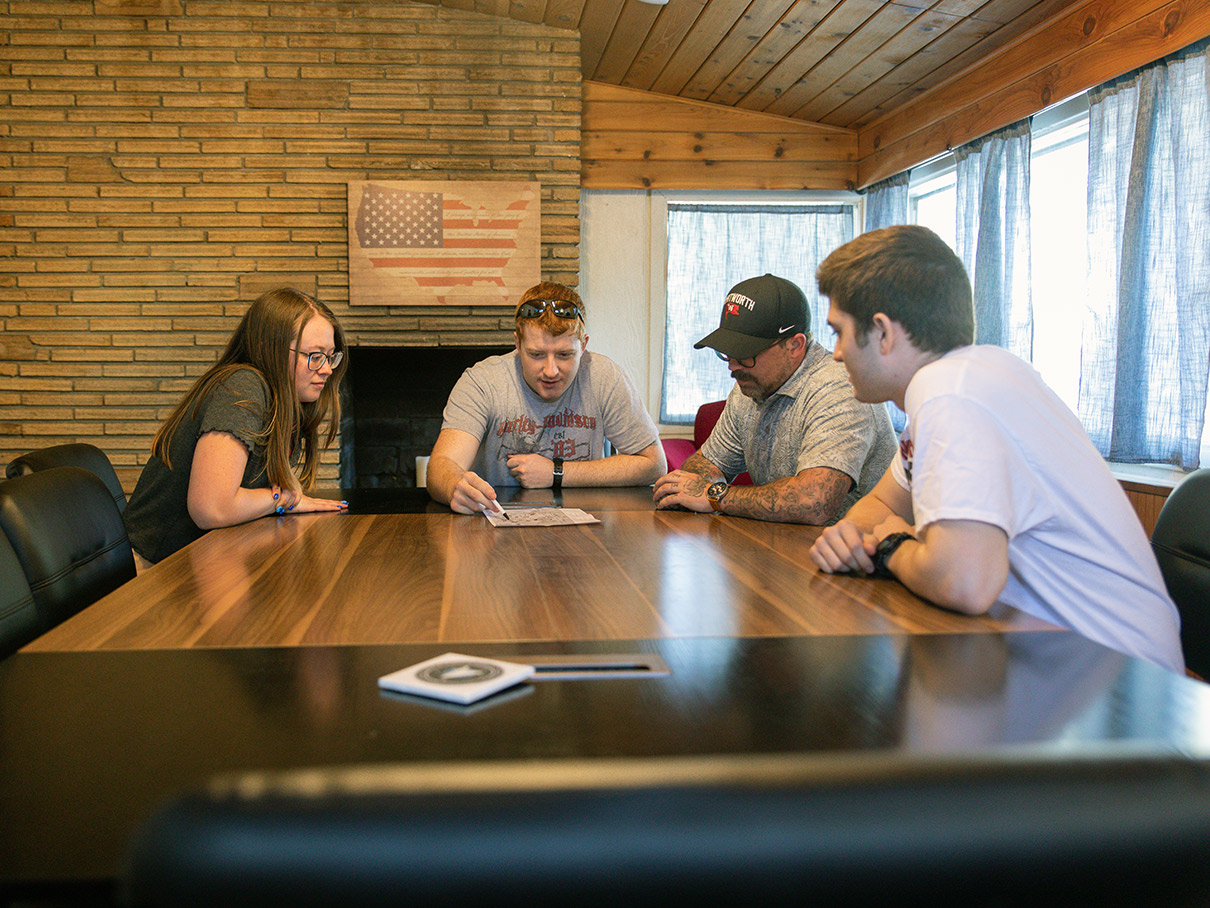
[273,492,279,500]
[340,500,348,506]
[275,506,284,515]
[287,504,294,511]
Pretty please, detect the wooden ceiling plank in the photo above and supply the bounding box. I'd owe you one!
[827,16,997,127]
[593,0,666,84]
[620,0,710,91]
[764,0,924,118]
[844,0,1080,128]
[584,97,852,134]
[802,8,969,124]
[543,0,588,31]
[507,0,550,25]
[679,0,798,101]
[860,0,1175,157]
[950,0,1068,26]
[858,0,1210,185]
[472,0,513,16]
[737,0,887,113]
[578,0,626,78]
[584,80,853,131]
[705,0,845,107]
[648,0,753,95]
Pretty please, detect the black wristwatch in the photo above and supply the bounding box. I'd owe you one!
[872,532,914,578]
[551,457,564,492]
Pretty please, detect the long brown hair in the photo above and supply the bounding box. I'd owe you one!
[151,288,347,493]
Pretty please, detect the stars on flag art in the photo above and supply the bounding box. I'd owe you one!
[347,180,541,307]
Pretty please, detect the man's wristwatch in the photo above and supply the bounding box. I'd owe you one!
[551,457,564,492]
[872,532,914,578]
[706,480,730,514]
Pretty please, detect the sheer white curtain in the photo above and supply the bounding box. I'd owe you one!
[1079,39,1210,468]
[954,120,1033,360]
[863,171,910,230]
[661,204,854,424]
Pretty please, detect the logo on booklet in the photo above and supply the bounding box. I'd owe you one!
[417,660,504,685]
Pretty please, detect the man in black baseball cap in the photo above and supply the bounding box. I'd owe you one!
[693,273,808,365]
[654,273,896,525]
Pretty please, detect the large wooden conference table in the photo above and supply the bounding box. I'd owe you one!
[26,486,1051,653]
[8,486,1210,900]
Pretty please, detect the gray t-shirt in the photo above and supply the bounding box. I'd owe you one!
[441,350,659,488]
[124,367,274,563]
[700,339,897,522]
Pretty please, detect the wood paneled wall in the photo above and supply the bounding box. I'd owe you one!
[581,82,857,191]
[1122,481,1173,538]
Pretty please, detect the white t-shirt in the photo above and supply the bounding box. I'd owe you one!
[441,350,660,488]
[891,345,1183,673]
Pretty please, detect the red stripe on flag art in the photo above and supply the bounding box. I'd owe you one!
[349,181,539,306]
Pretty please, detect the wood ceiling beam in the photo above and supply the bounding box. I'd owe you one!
[857,0,1210,188]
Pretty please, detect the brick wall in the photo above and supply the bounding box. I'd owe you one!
[0,0,581,489]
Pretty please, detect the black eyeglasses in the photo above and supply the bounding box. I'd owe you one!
[715,349,757,369]
[293,349,344,371]
[517,299,584,321]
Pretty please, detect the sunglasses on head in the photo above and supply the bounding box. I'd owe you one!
[517,299,584,321]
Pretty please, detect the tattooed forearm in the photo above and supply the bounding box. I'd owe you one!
[723,468,852,525]
[680,452,726,481]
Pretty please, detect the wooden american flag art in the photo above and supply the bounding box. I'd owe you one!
[347,180,541,307]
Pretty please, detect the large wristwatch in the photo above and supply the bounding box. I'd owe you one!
[872,532,914,578]
[707,480,730,514]
[551,457,564,492]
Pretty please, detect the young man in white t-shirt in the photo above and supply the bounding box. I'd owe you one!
[427,281,665,515]
[809,225,1183,673]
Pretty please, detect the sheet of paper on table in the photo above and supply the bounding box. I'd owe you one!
[484,507,601,528]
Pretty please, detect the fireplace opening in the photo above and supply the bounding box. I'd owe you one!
[339,345,512,489]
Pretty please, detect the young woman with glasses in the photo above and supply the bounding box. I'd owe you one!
[123,288,349,567]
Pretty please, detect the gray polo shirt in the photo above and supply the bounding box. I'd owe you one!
[699,339,897,521]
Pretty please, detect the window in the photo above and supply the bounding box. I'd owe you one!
[659,197,859,424]
[910,96,1089,413]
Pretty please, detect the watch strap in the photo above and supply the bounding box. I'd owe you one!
[872,532,914,579]
[551,457,564,492]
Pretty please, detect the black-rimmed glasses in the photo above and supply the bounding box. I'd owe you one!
[293,349,344,371]
[715,349,757,369]
[517,299,584,321]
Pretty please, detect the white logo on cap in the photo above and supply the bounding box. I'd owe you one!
[778,325,796,334]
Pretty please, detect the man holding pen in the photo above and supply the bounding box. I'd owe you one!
[427,282,666,515]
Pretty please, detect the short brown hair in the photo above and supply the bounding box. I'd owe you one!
[816,225,974,354]
[514,281,585,340]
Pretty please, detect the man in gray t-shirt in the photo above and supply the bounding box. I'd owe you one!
[428,282,666,515]
[653,273,896,525]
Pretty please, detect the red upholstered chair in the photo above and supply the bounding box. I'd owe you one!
[691,400,751,486]
[660,438,697,472]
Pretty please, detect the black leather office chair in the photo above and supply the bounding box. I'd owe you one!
[5,442,128,514]
[0,529,39,658]
[124,755,1210,908]
[1151,468,1210,678]
[0,467,136,633]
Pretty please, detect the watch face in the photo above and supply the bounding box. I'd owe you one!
[707,481,728,498]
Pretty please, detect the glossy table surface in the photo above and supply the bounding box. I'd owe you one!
[26,487,1051,652]
[4,632,1210,888]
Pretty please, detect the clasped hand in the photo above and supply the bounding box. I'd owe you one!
[652,469,713,512]
[506,453,554,489]
[809,515,913,574]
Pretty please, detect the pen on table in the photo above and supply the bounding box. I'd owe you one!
[488,498,509,520]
